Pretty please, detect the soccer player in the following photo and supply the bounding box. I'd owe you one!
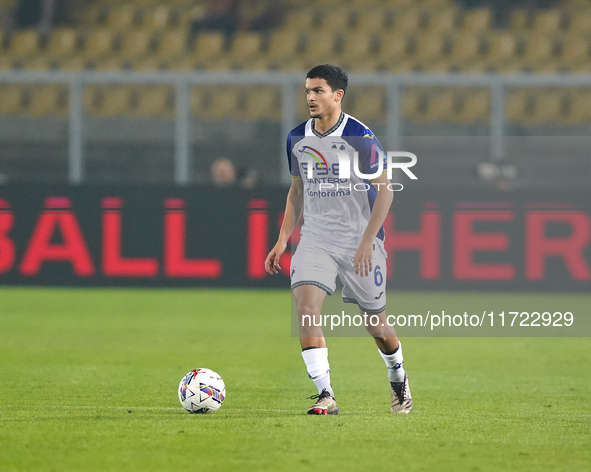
[264,64,412,415]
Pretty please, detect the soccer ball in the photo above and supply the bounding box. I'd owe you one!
[178,368,226,414]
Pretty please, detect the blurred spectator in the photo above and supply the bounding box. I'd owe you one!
[237,167,259,189]
[239,0,285,32]
[474,161,523,191]
[211,157,237,187]
[210,157,259,188]
[191,0,241,36]
[191,0,284,37]
[13,0,70,32]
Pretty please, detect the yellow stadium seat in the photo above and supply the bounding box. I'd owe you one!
[95,56,128,71]
[382,57,416,73]
[563,89,591,125]
[283,8,317,30]
[392,9,425,35]
[58,55,90,71]
[354,11,388,32]
[7,29,39,59]
[534,61,565,74]
[243,87,281,121]
[201,87,241,120]
[484,32,517,66]
[460,8,492,34]
[303,31,338,62]
[459,61,490,74]
[402,87,429,123]
[568,60,591,72]
[318,10,352,32]
[84,29,116,60]
[142,5,173,29]
[167,55,199,71]
[314,0,341,6]
[349,87,386,122]
[239,56,273,72]
[339,54,383,73]
[190,32,226,62]
[495,60,528,74]
[228,32,263,61]
[46,28,78,59]
[129,85,175,119]
[119,29,154,59]
[339,32,375,62]
[0,84,24,115]
[128,0,160,6]
[411,33,446,62]
[91,86,132,118]
[567,10,591,36]
[449,34,482,65]
[560,36,590,68]
[422,89,456,122]
[130,56,169,71]
[266,30,302,61]
[27,85,69,118]
[509,9,532,32]
[427,7,458,34]
[505,89,533,124]
[277,56,316,74]
[156,30,188,58]
[21,55,57,71]
[107,5,138,30]
[522,35,558,65]
[532,10,564,35]
[530,90,567,124]
[190,86,207,118]
[421,58,454,73]
[83,85,101,114]
[0,55,14,71]
[456,89,490,124]
[379,34,411,61]
[81,3,108,25]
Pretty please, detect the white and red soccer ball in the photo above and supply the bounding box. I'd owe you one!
[178,368,226,414]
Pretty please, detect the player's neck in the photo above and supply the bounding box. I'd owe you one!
[313,109,343,135]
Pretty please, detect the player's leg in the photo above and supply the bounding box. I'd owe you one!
[293,284,339,415]
[338,243,412,413]
[361,308,412,413]
[291,243,339,415]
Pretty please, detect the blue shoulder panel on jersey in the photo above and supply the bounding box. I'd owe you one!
[341,115,370,138]
[343,115,386,243]
[286,121,307,175]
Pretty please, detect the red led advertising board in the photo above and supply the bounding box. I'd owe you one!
[0,186,589,291]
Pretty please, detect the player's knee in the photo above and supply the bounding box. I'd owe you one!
[297,301,320,321]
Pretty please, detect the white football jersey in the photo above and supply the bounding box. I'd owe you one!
[287,112,388,255]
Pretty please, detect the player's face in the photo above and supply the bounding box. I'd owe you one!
[305,78,342,119]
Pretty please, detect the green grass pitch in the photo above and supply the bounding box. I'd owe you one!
[1,287,589,472]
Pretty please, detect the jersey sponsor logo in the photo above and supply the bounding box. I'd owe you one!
[299,146,329,171]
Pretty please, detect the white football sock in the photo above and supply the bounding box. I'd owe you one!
[379,342,406,383]
[301,347,334,396]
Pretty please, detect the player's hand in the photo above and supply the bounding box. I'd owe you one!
[353,239,373,277]
[265,241,287,275]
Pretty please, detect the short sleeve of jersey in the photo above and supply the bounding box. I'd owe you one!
[287,125,306,179]
[355,129,387,176]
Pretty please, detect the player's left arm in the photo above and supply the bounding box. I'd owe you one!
[353,172,393,277]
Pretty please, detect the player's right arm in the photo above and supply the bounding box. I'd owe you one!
[264,177,304,274]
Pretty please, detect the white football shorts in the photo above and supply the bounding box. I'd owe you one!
[290,236,387,314]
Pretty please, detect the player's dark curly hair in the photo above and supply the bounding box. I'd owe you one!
[306,64,348,97]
